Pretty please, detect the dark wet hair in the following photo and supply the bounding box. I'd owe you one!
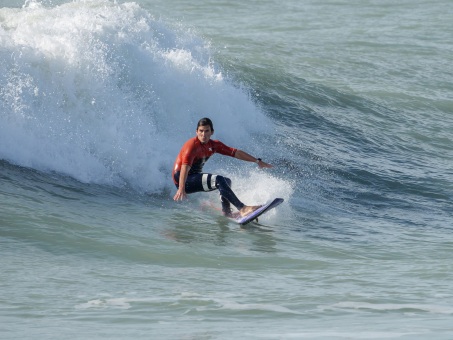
[197,117,214,132]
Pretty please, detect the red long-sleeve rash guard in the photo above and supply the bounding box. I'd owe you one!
[172,137,237,184]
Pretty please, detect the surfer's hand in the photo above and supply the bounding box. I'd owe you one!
[173,189,187,201]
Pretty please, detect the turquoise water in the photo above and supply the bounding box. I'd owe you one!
[1,0,452,339]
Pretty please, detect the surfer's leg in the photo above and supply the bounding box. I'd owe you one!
[215,176,245,212]
[218,177,234,216]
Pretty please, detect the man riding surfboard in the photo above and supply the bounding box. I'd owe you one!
[172,117,272,217]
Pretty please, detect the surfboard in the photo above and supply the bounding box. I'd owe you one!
[235,198,284,225]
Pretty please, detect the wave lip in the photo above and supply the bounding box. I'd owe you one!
[0,0,270,192]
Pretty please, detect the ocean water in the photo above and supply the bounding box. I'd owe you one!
[1,0,452,339]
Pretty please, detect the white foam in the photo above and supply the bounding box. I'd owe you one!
[0,0,272,193]
[233,168,294,204]
[75,298,131,310]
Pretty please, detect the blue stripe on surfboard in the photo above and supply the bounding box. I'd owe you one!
[236,198,284,225]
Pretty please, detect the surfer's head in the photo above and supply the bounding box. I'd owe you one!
[196,117,214,144]
[197,117,214,132]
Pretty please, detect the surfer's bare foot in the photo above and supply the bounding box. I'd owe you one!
[239,205,262,217]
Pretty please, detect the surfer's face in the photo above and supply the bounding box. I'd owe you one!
[196,125,213,144]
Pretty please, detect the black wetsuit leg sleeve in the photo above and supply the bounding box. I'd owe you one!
[215,176,245,211]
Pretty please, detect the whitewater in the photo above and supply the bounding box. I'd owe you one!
[1,0,452,339]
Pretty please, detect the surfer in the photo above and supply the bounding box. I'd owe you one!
[172,117,273,217]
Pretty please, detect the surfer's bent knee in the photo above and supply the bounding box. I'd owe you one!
[215,176,231,189]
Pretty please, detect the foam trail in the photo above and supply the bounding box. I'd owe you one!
[0,0,271,192]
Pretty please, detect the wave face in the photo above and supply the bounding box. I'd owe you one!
[0,0,270,192]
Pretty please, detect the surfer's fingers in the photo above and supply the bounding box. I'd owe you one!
[173,192,185,201]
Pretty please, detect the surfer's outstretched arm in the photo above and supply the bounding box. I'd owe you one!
[234,149,273,168]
